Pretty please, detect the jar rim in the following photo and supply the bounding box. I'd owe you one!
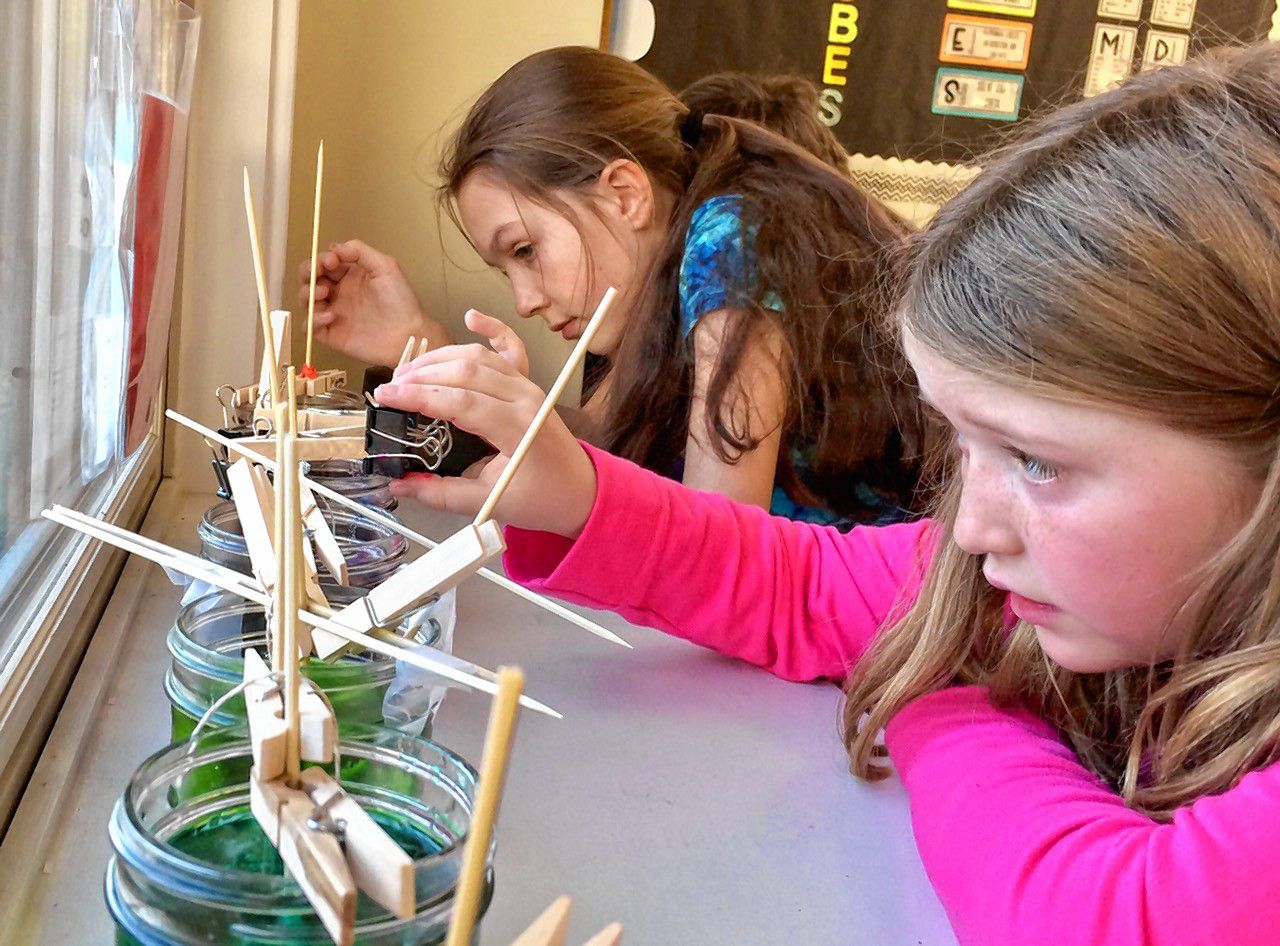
[111,726,484,904]
[170,588,443,684]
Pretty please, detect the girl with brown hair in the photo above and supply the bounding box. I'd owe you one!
[376,42,1280,944]
[304,47,922,527]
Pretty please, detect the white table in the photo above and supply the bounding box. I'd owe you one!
[5,486,958,946]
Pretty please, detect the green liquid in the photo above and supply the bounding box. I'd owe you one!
[169,800,444,874]
[114,802,456,946]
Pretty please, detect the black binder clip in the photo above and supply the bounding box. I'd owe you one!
[362,403,495,478]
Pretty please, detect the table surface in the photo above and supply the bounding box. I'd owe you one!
[17,486,957,946]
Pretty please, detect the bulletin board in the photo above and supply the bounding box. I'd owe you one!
[637,0,1280,221]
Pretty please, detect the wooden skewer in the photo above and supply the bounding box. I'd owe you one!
[473,286,617,526]
[166,409,631,649]
[445,666,524,946]
[39,507,560,718]
[303,140,324,377]
[281,368,303,786]
[397,336,417,369]
[243,167,281,403]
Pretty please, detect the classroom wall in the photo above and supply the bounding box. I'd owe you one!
[283,0,606,396]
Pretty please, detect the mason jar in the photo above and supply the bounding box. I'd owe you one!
[303,459,398,513]
[106,726,493,945]
[166,587,452,745]
[197,500,407,588]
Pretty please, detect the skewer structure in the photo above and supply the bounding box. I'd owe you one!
[243,365,414,945]
[173,284,630,651]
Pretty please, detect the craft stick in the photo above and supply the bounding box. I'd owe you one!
[40,506,562,717]
[445,667,525,946]
[510,896,573,946]
[417,337,431,359]
[581,924,623,946]
[474,286,617,526]
[304,140,324,374]
[167,409,629,647]
[243,167,281,401]
[300,767,414,919]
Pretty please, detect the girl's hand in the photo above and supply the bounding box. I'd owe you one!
[459,308,530,377]
[298,239,450,366]
[375,344,596,537]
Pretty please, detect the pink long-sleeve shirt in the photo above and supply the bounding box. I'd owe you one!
[502,444,1280,946]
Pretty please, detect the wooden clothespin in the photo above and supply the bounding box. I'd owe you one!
[250,770,357,944]
[509,897,623,946]
[243,647,335,775]
[323,520,505,640]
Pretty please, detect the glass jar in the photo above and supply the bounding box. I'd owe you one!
[197,501,407,588]
[106,726,493,945]
[303,459,397,513]
[166,588,451,745]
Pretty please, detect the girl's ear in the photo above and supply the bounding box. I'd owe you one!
[594,158,657,231]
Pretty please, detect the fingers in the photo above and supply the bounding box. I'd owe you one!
[465,308,530,375]
[331,238,397,273]
[389,357,528,404]
[374,383,531,451]
[394,341,521,380]
[388,471,493,518]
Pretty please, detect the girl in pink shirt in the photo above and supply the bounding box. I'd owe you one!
[375,44,1280,945]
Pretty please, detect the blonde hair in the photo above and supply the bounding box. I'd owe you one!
[844,42,1280,819]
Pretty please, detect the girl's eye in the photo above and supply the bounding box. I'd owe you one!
[1015,450,1058,483]
[512,243,534,261]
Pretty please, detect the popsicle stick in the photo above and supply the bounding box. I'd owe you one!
[474,286,617,525]
[446,667,525,946]
[416,337,431,359]
[167,409,629,647]
[243,167,280,401]
[303,140,324,374]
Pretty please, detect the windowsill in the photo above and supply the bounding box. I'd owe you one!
[0,479,955,945]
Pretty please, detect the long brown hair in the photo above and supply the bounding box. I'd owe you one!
[844,42,1280,819]
[440,46,922,518]
[678,72,850,171]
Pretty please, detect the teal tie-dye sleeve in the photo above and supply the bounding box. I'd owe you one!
[678,194,782,337]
